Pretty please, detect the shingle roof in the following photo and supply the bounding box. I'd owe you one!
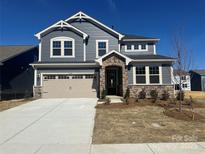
[0,45,36,63]
[126,54,175,60]
[191,70,205,76]
[122,34,159,40]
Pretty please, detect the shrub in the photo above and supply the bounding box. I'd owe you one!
[124,88,130,99]
[150,89,158,103]
[176,91,184,101]
[138,89,146,99]
[161,90,170,101]
[101,88,107,99]
[104,98,110,105]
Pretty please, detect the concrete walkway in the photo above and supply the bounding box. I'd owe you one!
[0,98,97,154]
[91,142,205,154]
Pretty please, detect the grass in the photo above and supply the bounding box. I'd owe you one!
[0,98,34,112]
[92,100,205,144]
[185,91,205,100]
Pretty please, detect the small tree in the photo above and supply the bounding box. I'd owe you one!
[101,88,106,99]
[150,90,158,103]
[172,29,193,112]
[138,89,146,99]
[124,88,130,99]
[161,90,170,101]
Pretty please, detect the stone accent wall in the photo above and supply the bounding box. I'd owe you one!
[128,85,174,98]
[100,54,128,98]
[33,86,42,98]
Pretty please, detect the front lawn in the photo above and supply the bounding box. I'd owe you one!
[92,100,205,144]
[0,98,34,112]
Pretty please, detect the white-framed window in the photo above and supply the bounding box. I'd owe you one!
[96,40,108,58]
[125,43,148,52]
[50,37,75,58]
[182,84,188,88]
[149,66,160,84]
[72,75,83,79]
[133,65,162,85]
[181,76,187,80]
[136,66,146,84]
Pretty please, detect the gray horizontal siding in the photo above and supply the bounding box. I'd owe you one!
[128,65,133,84]
[70,21,119,61]
[121,42,155,55]
[162,65,171,84]
[41,30,84,62]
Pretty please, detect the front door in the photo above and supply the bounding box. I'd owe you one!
[106,69,117,95]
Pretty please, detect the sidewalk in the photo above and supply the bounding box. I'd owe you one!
[90,142,205,154]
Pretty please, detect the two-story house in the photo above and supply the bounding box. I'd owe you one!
[31,11,175,98]
[173,70,191,91]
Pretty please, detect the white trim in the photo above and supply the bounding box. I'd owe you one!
[50,36,75,58]
[132,65,163,85]
[41,72,95,86]
[30,63,97,67]
[133,66,136,84]
[159,65,162,84]
[38,42,41,61]
[118,43,121,52]
[125,44,148,52]
[96,40,109,58]
[34,69,37,86]
[83,41,86,61]
[95,50,132,65]
[145,66,150,84]
[153,45,156,55]
[65,11,124,40]
[35,20,88,40]
[40,73,43,86]
[132,59,175,62]
[123,39,160,42]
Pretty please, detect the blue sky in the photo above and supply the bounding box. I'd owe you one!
[0,0,205,69]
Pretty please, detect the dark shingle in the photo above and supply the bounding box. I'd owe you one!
[191,70,205,76]
[122,34,159,40]
[126,54,175,60]
[0,45,36,63]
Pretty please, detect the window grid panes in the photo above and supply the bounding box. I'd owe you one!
[72,75,83,79]
[136,66,146,84]
[149,66,160,83]
[52,41,61,56]
[98,41,107,57]
[64,41,73,56]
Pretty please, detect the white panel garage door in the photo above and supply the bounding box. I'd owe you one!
[42,74,97,98]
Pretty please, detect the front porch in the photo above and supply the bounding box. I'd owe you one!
[96,50,131,98]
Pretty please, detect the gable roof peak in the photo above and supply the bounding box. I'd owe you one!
[65,11,124,40]
[35,19,88,39]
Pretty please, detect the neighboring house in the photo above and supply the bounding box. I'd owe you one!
[190,70,205,91]
[31,11,175,98]
[0,45,38,100]
[173,70,191,91]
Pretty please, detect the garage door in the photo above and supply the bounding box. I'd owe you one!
[42,74,97,98]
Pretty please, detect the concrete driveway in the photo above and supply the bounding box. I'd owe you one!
[0,98,97,154]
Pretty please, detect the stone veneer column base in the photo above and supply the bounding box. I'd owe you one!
[128,85,175,98]
[33,86,42,99]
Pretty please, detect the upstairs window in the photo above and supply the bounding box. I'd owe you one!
[64,41,73,56]
[136,66,146,84]
[50,37,75,57]
[149,66,159,83]
[125,43,148,51]
[52,41,61,56]
[96,40,108,58]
